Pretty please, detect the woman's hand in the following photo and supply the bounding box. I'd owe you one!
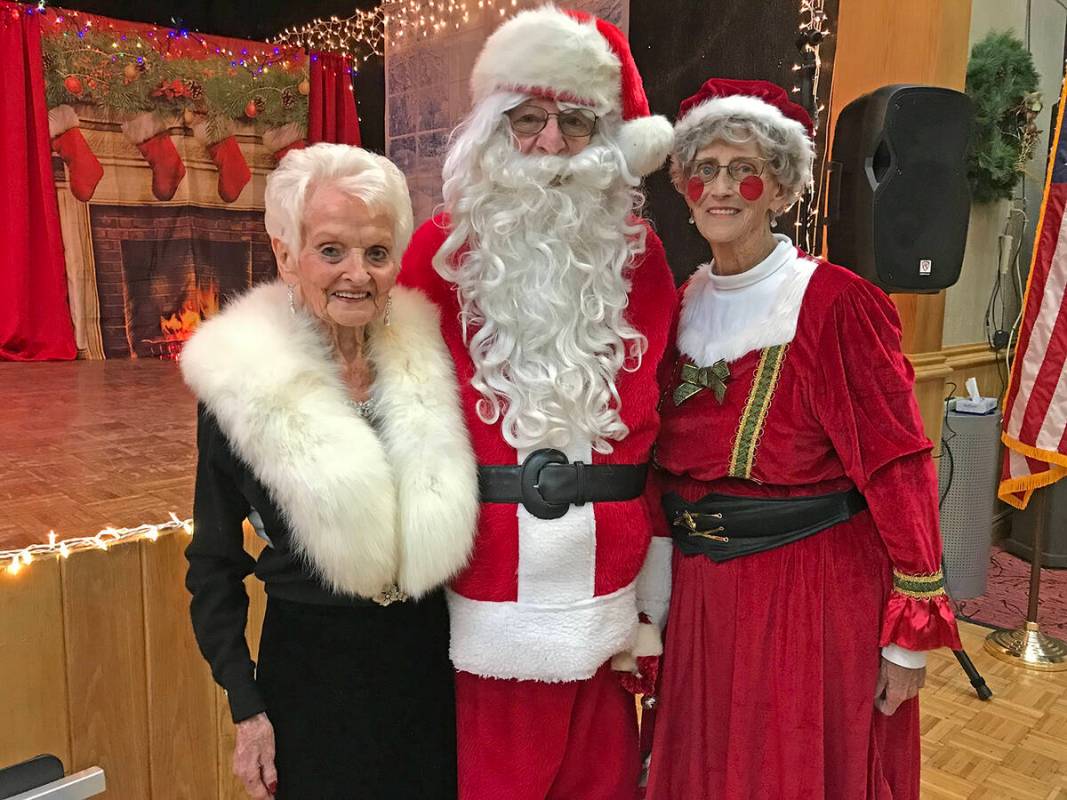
[233,712,278,799]
[874,657,926,716]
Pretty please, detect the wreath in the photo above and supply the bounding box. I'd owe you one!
[965,31,1042,204]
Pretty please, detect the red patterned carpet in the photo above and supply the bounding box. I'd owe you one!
[955,547,1067,638]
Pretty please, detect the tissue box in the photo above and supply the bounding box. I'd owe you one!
[954,397,999,415]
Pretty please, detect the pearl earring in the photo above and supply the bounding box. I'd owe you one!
[288,284,295,314]
[688,215,695,225]
[384,295,393,327]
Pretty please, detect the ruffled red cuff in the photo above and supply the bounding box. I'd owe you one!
[879,569,962,651]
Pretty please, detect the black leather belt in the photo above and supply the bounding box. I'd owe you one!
[479,448,649,520]
[663,488,867,563]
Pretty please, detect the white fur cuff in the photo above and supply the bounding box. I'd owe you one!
[121,112,167,145]
[636,535,673,630]
[192,118,234,147]
[261,122,306,152]
[610,621,662,672]
[49,104,79,139]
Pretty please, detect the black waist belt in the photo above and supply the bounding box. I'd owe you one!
[663,488,867,563]
[479,448,648,520]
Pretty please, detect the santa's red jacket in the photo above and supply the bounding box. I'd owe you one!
[399,214,677,682]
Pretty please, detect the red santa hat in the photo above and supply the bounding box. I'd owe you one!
[673,78,815,190]
[470,6,673,177]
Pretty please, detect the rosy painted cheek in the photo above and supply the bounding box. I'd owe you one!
[686,177,705,204]
[739,176,764,202]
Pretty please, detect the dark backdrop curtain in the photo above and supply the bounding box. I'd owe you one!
[631,1,839,284]
[0,2,76,361]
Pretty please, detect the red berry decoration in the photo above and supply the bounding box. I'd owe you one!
[63,75,83,95]
[244,100,259,118]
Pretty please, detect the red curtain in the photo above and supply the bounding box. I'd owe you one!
[308,52,361,146]
[0,2,76,361]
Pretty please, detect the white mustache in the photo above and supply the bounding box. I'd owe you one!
[483,144,621,192]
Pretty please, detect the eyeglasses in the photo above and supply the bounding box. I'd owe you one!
[505,105,599,138]
[689,157,768,183]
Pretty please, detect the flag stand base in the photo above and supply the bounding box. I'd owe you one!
[985,622,1067,671]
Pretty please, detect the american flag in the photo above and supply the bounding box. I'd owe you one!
[999,81,1067,509]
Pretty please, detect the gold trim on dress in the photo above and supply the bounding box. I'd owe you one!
[728,344,789,479]
[891,568,947,599]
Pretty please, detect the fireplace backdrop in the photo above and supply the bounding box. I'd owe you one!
[88,204,275,358]
[35,7,362,360]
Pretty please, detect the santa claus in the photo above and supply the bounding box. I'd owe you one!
[399,7,675,799]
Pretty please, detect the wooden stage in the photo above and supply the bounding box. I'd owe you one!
[1,361,1066,798]
[0,359,196,550]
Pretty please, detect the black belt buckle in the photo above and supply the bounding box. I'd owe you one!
[521,448,570,520]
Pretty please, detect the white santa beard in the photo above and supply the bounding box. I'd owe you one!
[445,138,647,454]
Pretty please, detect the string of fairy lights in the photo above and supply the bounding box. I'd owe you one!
[2,515,192,577]
[791,0,832,253]
[271,8,384,66]
[382,0,521,43]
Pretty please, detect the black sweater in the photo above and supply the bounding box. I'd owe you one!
[185,406,375,722]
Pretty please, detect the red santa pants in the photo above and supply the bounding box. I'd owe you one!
[455,662,640,800]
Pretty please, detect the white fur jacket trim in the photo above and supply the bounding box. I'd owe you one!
[678,251,819,367]
[180,281,478,599]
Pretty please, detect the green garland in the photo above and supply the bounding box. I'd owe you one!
[42,28,309,131]
[965,31,1041,204]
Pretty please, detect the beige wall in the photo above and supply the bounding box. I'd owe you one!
[943,0,1066,347]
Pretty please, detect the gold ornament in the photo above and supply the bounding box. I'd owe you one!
[298,79,310,96]
[123,63,138,82]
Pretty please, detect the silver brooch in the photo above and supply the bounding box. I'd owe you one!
[372,584,409,607]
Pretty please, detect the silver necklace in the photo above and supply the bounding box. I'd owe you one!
[347,398,375,419]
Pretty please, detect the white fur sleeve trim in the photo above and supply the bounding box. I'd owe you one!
[610,621,662,673]
[635,535,672,630]
[447,584,639,682]
[48,104,78,138]
[882,644,927,669]
[121,111,166,145]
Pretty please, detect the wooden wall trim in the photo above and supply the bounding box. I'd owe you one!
[0,525,268,798]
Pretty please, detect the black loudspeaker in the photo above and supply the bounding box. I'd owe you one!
[827,84,974,293]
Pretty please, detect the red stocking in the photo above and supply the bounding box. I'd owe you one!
[193,121,251,203]
[262,122,308,165]
[48,105,103,202]
[122,112,185,201]
[208,137,251,202]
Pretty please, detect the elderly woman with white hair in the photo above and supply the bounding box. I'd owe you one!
[180,143,477,799]
[645,80,961,799]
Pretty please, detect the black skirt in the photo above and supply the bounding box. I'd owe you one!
[257,591,457,799]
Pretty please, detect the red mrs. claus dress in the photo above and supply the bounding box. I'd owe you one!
[645,237,961,800]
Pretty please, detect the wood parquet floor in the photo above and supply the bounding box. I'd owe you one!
[922,621,1067,799]
[2,364,1066,799]
[0,360,196,550]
